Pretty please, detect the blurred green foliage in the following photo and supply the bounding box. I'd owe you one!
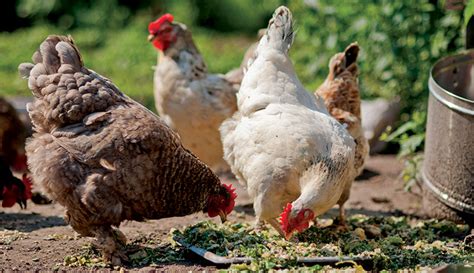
[464,0,474,26]
[288,0,463,113]
[380,111,426,191]
[0,0,467,156]
[285,0,463,180]
[2,1,465,108]
[0,2,254,109]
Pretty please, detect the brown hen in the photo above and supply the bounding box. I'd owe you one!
[315,43,369,202]
[19,35,236,264]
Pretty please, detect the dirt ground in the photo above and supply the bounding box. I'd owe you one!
[0,155,427,272]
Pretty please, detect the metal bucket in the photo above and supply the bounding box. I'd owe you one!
[422,50,474,226]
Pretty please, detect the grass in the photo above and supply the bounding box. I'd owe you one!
[0,16,253,110]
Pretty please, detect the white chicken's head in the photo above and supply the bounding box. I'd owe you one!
[279,203,314,240]
[148,13,191,52]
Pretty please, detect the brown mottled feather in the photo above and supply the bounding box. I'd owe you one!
[315,43,368,175]
[20,35,221,263]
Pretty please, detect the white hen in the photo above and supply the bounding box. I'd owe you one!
[149,14,237,172]
[220,6,356,239]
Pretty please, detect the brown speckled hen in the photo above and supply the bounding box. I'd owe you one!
[18,35,236,265]
[315,43,369,177]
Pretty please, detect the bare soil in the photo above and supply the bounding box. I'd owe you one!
[0,155,426,272]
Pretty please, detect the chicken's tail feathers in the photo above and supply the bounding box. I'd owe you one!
[18,35,83,96]
[18,35,126,131]
[264,6,294,53]
[344,42,359,69]
[328,42,360,79]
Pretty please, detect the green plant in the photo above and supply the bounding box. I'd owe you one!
[288,0,463,111]
[0,16,251,110]
[173,216,472,271]
[381,111,426,191]
[464,0,474,26]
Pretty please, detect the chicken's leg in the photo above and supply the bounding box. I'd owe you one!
[336,182,351,231]
[338,204,347,226]
[94,226,128,265]
[254,218,265,231]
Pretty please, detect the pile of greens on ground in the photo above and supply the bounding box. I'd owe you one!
[173,215,473,271]
[60,215,473,271]
[62,232,185,269]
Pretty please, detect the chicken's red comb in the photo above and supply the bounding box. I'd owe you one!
[149,13,174,33]
[279,203,292,232]
[223,183,237,199]
[222,183,237,214]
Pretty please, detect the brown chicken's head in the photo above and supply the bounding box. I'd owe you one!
[279,203,314,240]
[148,13,178,51]
[2,174,32,209]
[206,183,237,223]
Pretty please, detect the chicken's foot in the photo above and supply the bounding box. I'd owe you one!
[94,226,128,266]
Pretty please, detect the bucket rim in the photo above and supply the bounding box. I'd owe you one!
[421,167,474,214]
[430,50,474,105]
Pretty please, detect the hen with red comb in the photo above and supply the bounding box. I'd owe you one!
[220,6,357,240]
[19,35,236,265]
[148,13,239,173]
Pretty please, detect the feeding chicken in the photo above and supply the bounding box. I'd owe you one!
[220,6,356,240]
[315,43,369,177]
[148,14,238,172]
[0,97,28,173]
[19,35,237,265]
[0,156,32,209]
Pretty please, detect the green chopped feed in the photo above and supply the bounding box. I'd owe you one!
[61,215,473,271]
[173,215,473,271]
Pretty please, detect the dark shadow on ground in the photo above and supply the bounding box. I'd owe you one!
[234,204,422,219]
[234,203,254,215]
[323,207,424,219]
[0,212,66,232]
[355,168,380,181]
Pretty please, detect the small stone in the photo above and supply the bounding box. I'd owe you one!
[32,257,40,262]
[354,227,367,240]
[364,224,382,238]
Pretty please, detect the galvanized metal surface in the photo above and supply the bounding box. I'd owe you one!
[423,50,474,224]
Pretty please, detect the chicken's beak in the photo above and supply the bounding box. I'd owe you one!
[147,34,156,42]
[218,210,227,223]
